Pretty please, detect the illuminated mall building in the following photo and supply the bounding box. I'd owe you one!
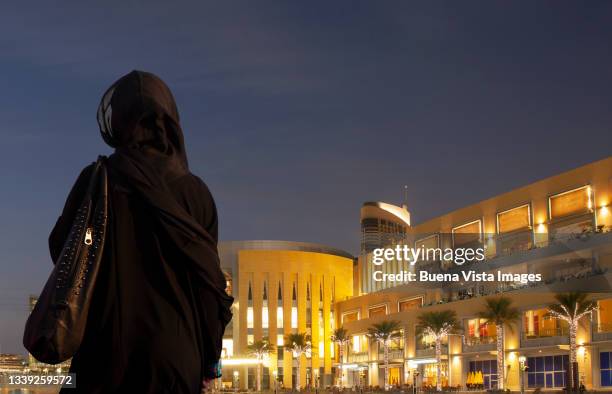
[219,156,612,391]
[218,240,354,390]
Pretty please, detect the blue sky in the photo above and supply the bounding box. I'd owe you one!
[1,2,611,354]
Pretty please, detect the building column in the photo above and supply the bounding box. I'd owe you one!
[592,345,601,390]
[323,274,333,386]
[268,271,279,390]
[283,272,293,390]
[297,272,307,389]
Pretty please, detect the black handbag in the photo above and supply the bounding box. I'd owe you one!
[23,156,109,364]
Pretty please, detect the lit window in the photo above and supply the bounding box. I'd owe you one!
[352,335,360,353]
[277,307,284,328]
[222,338,233,358]
[277,334,284,346]
[247,335,254,345]
[291,307,298,329]
[497,204,531,234]
[342,311,359,324]
[262,307,269,329]
[247,307,254,329]
[399,297,423,312]
[421,333,436,347]
[369,305,387,318]
[523,308,567,337]
[549,186,593,219]
[467,319,496,340]
[452,220,482,248]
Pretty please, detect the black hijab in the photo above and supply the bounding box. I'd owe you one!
[96,70,233,340]
[97,70,189,181]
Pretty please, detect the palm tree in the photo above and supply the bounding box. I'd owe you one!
[547,292,597,390]
[331,327,350,387]
[367,320,402,391]
[416,310,461,392]
[247,338,276,392]
[478,296,520,390]
[285,332,311,392]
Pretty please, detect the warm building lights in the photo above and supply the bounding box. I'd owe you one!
[224,359,264,366]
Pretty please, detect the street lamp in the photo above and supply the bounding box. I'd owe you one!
[518,356,527,394]
[407,361,418,394]
[233,370,240,393]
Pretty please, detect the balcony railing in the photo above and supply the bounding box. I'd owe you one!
[521,327,569,347]
[418,238,610,310]
[377,349,404,360]
[415,343,448,357]
[496,230,534,258]
[593,322,612,342]
[524,327,569,338]
[463,336,497,352]
[346,352,369,363]
[597,323,612,332]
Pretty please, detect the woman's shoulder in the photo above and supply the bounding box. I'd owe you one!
[78,161,97,179]
[169,172,217,212]
[68,162,98,197]
[171,172,214,197]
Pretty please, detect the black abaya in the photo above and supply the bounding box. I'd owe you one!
[47,71,232,393]
[50,163,225,394]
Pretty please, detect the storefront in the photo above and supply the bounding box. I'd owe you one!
[526,354,569,389]
[344,364,369,387]
[467,359,498,390]
[600,351,612,387]
[407,359,449,389]
[376,364,403,387]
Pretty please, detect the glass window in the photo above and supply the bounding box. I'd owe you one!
[545,356,553,371]
[352,335,361,353]
[527,355,568,389]
[554,372,564,387]
[601,352,612,386]
[222,338,233,358]
[369,305,387,318]
[549,186,593,219]
[262,306,269,329]
[598,299,612,332]
[497,204,531,234]
[342,311,359,324]
[399,297,423,312]
[247,307,254,329]
[277,307,284,328]
[469,360,497,389]
[535,357,544,372]
[291,307,298,329]
[452,220,482,248]
[466,318,496,342]
[523,309,567,337]
[602,370,611,388]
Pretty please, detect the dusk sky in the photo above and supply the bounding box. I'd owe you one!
[1,2,612,354]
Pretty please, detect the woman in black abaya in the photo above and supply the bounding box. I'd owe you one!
[49,70,232,394]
